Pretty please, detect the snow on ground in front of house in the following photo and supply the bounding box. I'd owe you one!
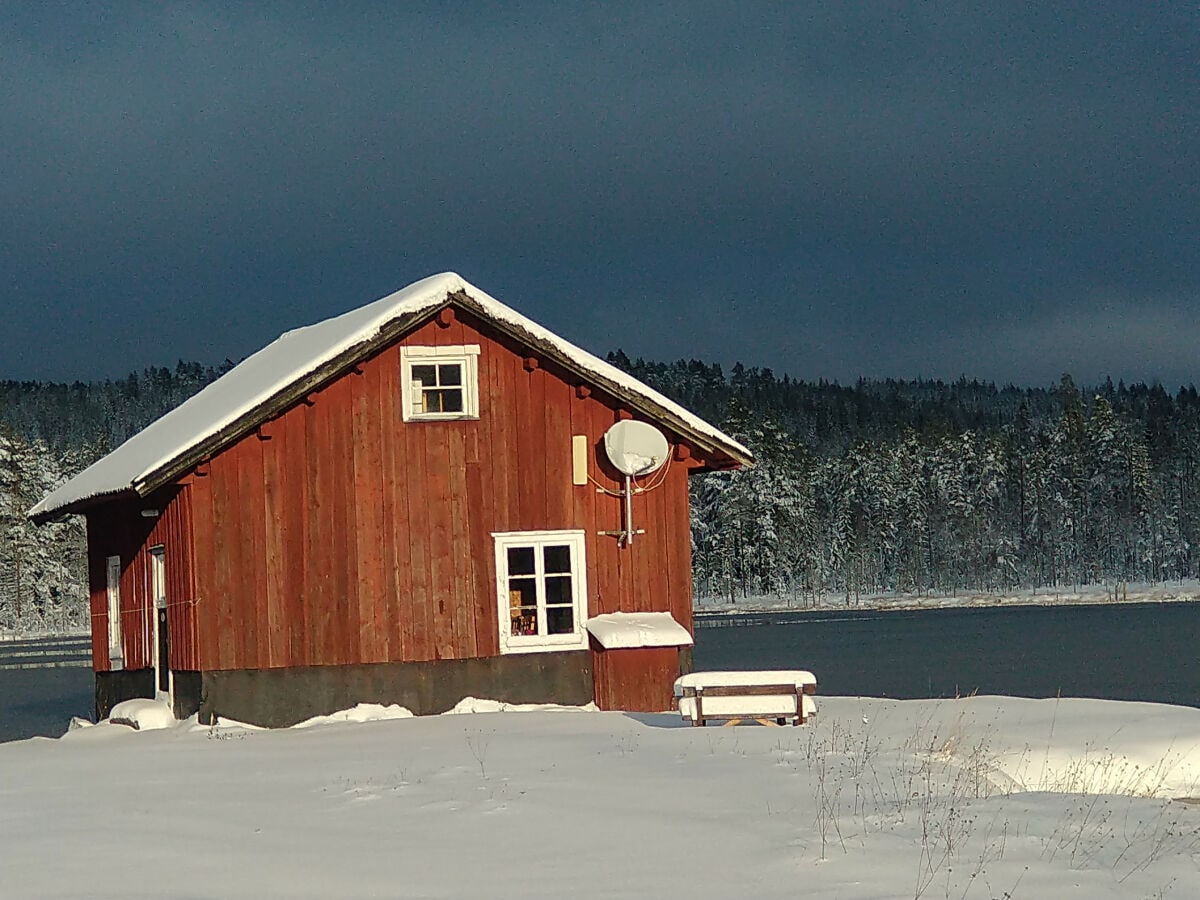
[696,579,1200,616]
[4,696,1200,898]
[107,697,177,731]
[292,702,414,728]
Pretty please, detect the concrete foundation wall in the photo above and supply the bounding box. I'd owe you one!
[198,652,594,727]
[95,668,203,721]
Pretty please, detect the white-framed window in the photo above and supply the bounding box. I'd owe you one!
[400,344,481,421]
[105,555,123,669]
[493,530,588,654]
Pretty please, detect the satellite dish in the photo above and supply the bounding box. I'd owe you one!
[603,420,670,477]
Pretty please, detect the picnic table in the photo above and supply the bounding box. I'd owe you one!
[674,670,818,727]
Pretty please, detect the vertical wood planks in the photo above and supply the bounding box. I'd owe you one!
[447,426,476,657]
[325,376,359,666]
[191,474,218,669]
[84,488,201,674]
[239,436,267,669]
[262,420,288,668]
[426,420,455,659]
[84,514,105,670]
[592,646,680,712]
[85,304,708,697]
[284,404,311,667]
[403,372,432,661]
[381,345,413,660]
[305,394,334,665]
[352,361,385,664]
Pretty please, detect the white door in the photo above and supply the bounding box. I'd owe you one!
[149,547,172,703]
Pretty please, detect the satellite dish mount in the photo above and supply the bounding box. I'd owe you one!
[600,420,670,547]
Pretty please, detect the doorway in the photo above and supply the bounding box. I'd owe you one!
[149,546,171,703]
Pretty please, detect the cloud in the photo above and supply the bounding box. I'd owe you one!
[938,295,1200,390]
[0,4,1195,384]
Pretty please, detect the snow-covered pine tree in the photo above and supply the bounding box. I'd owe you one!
[0,429,87,634]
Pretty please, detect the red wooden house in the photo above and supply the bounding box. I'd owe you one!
[31,274,751,725]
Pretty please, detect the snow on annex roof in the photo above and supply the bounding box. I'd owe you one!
[31,272,751,521]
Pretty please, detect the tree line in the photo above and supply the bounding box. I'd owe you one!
[612,354,1200,604]
[0,362,229,633]
[3,354,1199,630]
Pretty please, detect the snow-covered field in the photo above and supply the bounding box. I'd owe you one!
[697,580,1200,615]
[4,696,1200,898]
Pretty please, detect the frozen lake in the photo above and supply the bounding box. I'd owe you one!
[2,600,1197,742]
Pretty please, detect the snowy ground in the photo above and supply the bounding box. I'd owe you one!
[696,579,1200,615]
[3,696,1200,898]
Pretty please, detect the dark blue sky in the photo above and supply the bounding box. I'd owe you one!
[2,4,1197,387]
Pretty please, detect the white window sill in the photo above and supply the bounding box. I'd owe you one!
[501,637,589,655]
[407,413,480,423]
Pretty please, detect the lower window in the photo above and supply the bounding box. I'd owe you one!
[493,530,587,653]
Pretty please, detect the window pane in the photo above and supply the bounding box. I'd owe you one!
[438,363,462,386]
[411,364,437,385]
[507,547,536,576]
[543,545,572,574]
[439,388,464,412]
[508,580,538,635]
[547,606,574,634]
[544,574,572,607]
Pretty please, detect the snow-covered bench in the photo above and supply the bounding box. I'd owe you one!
[674,670,817,727]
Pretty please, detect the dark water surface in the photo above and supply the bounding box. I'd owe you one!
[694,601,1200,707]
[2,602,1197,742]
[0,665,93,742]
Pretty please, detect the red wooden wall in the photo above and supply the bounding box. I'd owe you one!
[85,486,198,672]
[592,645,683,712]
[180,308,705,672]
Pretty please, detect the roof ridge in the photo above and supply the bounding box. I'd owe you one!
[30,273,749,521]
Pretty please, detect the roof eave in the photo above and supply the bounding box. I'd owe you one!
[135,304,444,497]
[29,486,138,525]
[445,291,754,469]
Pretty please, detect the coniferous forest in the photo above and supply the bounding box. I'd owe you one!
[3,355,1200,631]
[611,354,1200,605]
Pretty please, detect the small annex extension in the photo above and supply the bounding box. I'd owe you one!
[30,273,752,726]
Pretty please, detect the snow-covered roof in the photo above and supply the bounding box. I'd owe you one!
[30,273,752,522]
[585,612,694,649]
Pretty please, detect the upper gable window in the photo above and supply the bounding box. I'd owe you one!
[400,345,480,421]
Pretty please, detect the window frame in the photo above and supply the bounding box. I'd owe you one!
[400,344,481,422]
[493,530,588,654]
[105,555,123,669]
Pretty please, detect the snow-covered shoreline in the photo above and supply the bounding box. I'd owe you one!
[5,695,1200,898]
[696,579,1200,616]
